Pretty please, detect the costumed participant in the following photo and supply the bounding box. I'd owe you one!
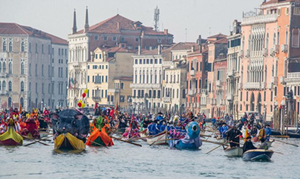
[148,120,158,136]
[226,126,242,148]
[258,125,267,141]
[20,113,40,139]
[265,124,272,141]
[86,116,114,147]
[218,123,228,139]
[250,125,258,142]
[243,136,257,153]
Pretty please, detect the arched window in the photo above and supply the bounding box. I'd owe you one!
[2,81,6,91]
[273,33,276,46]
[0,62,1,73]
[21,62,24,75]
[8,62,12,74]
[9,39,13,52]
[266,33,269,49]
[20,97,24,108]
[8,97,11,107]
[3,62,6,73]
[8,81,12,91]
[2,38,7,51]
[21,81,24,92]
[21,40,25,52]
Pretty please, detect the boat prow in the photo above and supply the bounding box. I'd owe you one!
[54,133,86,151]
[0,127,23,146]
[242,149,274,161]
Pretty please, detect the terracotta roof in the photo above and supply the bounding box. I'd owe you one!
[211,38,228,44]
[0,23,67,45]
[262,0,300,5]
[76,14,173,36]
[169,42,198,51]
[207,33,227,39]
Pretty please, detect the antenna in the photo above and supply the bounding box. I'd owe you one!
[154,6,160,31]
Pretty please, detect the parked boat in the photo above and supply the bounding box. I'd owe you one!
[0,119,23,146]
[271,130,300,138]
[147,131,168,145]
[242,149,274,161]
[54,133,86,150]
[224,147,243,157]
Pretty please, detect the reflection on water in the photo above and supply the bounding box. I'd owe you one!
[0,138,299,179]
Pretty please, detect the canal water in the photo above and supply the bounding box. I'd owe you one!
[0,137,299,179]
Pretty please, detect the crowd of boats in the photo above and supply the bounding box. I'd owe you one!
[0,107,299,162]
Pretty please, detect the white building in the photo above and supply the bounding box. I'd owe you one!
[130,46,167,114]
[0,23,68,111]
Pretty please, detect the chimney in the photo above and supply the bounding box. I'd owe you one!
[191,46,194,52]
[198,35,202,53]
[164,29,168,35]
[84,6,89,33]
[158,45,161,55]
[117,22,120,30]
[72,9,77,34]
[138,45,141,55]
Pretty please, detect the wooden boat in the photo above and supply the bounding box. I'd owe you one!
[54,133,86,150]
[0,119,23,146]
[224,147,243,157]
[147,131,168,145]
[242,149,274,161]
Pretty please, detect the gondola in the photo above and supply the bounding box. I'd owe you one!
[0,119,23,146]
[242,149,274,161]
[224,147,243,157]
[54,133,86,150]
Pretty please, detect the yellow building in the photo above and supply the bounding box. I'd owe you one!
[85,47,134,108]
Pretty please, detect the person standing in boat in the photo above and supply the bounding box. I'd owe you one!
[258,125,267,141]
[265,124,272,141]
[219,123,228,139]
[243,136,257,153]
[226,126,242,148]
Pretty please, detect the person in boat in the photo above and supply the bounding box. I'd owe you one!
[219,123,228,139]
[159,121,166,132]
[258,138,269,150]
[156,112,164,121]
[226,126,242,148]
[258,125,267,141]
[148,120,158,135]
[250,125,258,137]
[243,136,257,153]
[265,124,272,141]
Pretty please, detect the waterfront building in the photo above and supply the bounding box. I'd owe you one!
[0,23,68,111]
[68,8,173,108]
[85,46,134,108]
[239,0,300,121]
[226,20,242,119]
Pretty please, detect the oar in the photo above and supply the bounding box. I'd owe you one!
[276,140,299,147]
[111,136,142,147]
[271,135,289,138]
[273,151,284,155]
[24,140,38,146]
[201,139,226,145]
[38,141,49,146]
[87,139,108,148]
[149,132,167,146]
[206,145,222,154]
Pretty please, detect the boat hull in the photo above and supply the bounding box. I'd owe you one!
[147,131,168,145]
[54,133,85,150]
[224,147,243,157]
[0,127,23,146]
[174,141,199,150]
[243,149,274,161]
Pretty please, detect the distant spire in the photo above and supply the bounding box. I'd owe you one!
[84,6,89,33]
[72,9,77,34]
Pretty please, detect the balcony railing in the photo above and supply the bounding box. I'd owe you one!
[163,97,171,103]
[188,89,196,96]
[271,76,278,84]
[190,70,195,76]
[130,83,161,89]
[242,13,278,26]
[244,82,265,90]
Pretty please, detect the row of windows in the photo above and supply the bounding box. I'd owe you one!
[134,58,162,65]
[165,74,180,83]
[133,89,161,98]
[88,65,108,69]
[88,75,108,83]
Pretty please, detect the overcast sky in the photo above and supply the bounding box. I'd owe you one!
[0,0,263,42]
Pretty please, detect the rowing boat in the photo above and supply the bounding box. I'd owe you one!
[242,149,274,161]
[54,133,85,150]
[224,147,243,157]
[147,131,168,145]
[0,119,23,146]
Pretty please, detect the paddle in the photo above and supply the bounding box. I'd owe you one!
[149,133,166,146]
[24,140,38,146]
[206,145,222,154]
[111,136,142,147]
[201,139,226,145]
[270,135,289,138]
[24,136,53,147]
[38,141,49,146]
[276,140,299,147]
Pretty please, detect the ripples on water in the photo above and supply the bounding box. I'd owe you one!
[0,138,300,179]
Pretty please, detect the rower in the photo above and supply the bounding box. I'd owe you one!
[265,124,272,141]
[243,136,257,153]
[226,126,242,148]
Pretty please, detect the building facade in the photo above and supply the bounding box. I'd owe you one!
[0,23,67,111]
[67,8,174,108]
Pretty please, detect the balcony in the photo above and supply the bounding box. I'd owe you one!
[130,83,161,89]
[227,95,233,101]
[238,83,243,90]
[163,97,171,103]
[188,89,196,96]
[227,69,234,77]
[92,96,101,102]
[216,80,221,86]
[239,50,244,57]
[242,13,278,26]
[279,76,285,84]
[270,45,279,56]
[245,49,250,58]
[244,82,261,90]
[271,76,278,84]
[201,89,208,95]
[281,44,288,53]
[268,83,273,89]
[115,88,120,93]
[0,73,8,78]
[0,90,8,96]
[263,48,268,57]
[190,70,195,76]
